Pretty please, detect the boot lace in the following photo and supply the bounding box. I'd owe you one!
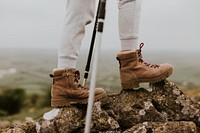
[138,43,160,69]
[49,70,89,90]
[74,70,89,90]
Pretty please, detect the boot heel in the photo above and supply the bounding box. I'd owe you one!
[121,82,140,90]
[51,99,72,107]
[51,98,89,107]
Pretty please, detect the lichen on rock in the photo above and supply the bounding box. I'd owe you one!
[4,80,200,132]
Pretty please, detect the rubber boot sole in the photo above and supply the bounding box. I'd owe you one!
[51,92,107,108]
[121,67,173,90]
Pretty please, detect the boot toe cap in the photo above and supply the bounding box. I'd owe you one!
[160,63,173,77]
[95,88,106,95]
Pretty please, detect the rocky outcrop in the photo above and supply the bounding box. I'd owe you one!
[4,80,200,132]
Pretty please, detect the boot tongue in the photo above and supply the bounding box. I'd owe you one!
[53,69,64,77]
[75,70,80,80]
[117,50,137,60]
[53,68,76,77]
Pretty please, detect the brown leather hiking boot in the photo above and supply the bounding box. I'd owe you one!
[50,68,106,107]
[117,43,173,90]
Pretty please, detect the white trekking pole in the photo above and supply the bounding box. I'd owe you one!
[84,0,107,132]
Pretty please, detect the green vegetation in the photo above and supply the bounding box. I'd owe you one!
[0,48,200,122]
[0,87,51,121]
[0,88,25,115]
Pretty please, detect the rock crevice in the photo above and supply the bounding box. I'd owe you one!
[5,80,200,133]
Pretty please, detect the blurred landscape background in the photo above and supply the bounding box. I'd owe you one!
[0,0,200,130]
[0,48,200,125]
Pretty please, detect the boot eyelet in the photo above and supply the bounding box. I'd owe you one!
[62,72,69,77]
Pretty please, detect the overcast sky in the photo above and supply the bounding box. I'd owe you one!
[0,0,199,51]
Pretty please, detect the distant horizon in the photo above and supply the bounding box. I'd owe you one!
[0,44,200,90]
[0,45,199,53]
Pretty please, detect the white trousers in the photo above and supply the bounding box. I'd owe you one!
[58,0,142,68]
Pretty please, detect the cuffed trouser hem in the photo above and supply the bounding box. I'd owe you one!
[120,38,138,51]
[57,0,95,69]
[58,58,76,69]
[118,0,142,51]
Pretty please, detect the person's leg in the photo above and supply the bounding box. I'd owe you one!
[118,0,142,51]
[58,0,95,69]
[51,0,106,107]
[117,0,173,89]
